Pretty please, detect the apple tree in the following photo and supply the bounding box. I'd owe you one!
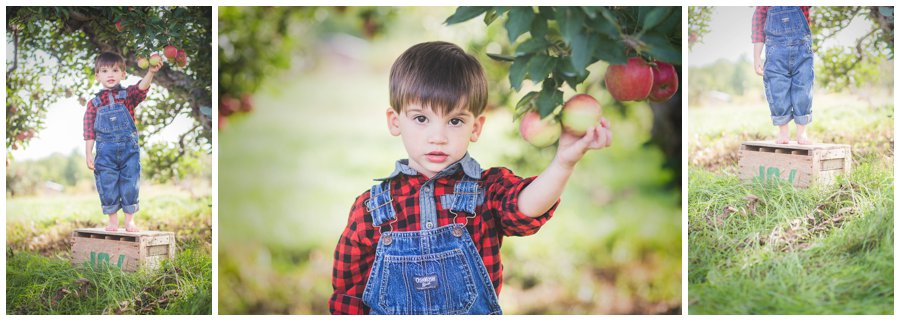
[6,6,212,181]
[445,6,682,185]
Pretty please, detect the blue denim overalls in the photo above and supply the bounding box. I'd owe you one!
[763,6,814,126]
[361,160,502,315]
[92,88,141,214]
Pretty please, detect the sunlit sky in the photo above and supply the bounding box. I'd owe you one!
[690,6,874,67]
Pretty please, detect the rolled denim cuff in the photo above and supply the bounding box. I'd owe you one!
[122,204,140,215]
[102,204,122,215]
[771,114,793,126]
[794,114,812,126]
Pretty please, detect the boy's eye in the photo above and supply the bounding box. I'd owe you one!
[449,118,464,126]
[414,115,427,123]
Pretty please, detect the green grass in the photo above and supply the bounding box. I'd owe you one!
[6,186,212,315]
[218,56,681,313]
[688,96,894,314]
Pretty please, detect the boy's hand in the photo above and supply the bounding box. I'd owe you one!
[86,152,95,170]
[754,58,764,76]
[148,60,163,73]
[555,118,612,169]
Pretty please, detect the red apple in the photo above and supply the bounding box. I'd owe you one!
[649,62,679,102]
[176,50,188,68]
[604,57,653,101]
[219,95,240,117]
[519,111,561,148]
[239,94,253,112]
[164,45,178,60]
[561,94,602,136]
[137,57,149,69]
[116,20,124,32]
[149,54,162,67]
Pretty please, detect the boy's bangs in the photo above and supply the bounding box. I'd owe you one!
[398,81,471,116]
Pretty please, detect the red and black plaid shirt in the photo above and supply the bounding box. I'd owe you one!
[329,163,557,314]
[752,6,811,43]
[82,84,148,141]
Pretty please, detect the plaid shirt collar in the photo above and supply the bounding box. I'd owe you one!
[376,153,483,181]
[95,84,124,96]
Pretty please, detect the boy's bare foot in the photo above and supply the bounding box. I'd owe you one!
[124,213,140,232]
[796,124,812,145]
[106,213,119,231]
[775,125,790,144]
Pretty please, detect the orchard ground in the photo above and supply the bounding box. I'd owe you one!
[217,52,682,314]
[687,90,893,314]
[6,184,213,314]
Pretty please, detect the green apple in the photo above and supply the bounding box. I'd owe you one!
[561,94,602,136]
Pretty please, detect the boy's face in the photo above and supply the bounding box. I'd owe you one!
[387,103,485,178]
[95,64,126,89]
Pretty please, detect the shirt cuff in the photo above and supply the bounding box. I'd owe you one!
[500,177,558,236]
[329,293,369,315]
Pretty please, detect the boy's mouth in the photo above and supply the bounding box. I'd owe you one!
[425,151,448,163]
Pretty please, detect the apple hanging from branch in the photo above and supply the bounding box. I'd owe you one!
[605,57,653,102]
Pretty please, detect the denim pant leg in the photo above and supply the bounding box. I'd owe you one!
[791,46,814,125]
[94,143,122,214]
[764,46,793,126]
[119,141,141,214]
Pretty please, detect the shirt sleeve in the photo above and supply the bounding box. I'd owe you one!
[751,6,768,43]
[124,84,149,115]
[483,167,557,237]
[83,99,97,141]
[329,192,376,315]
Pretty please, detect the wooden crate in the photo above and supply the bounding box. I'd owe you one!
[71,228,175,272]
[738,141,851,188]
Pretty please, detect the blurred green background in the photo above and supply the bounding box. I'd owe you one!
[218,7,681,314]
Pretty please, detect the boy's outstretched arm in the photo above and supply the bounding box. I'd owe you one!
[138,60,163,90]
[517,119,612,217]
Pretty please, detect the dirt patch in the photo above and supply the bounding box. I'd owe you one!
[765,184,861,252]
[690,132,767,172]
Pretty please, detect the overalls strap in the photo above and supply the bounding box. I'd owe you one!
[366,180,396,228]
[91,96,102,109]
[447,178,480,215]
[117,89,127,100]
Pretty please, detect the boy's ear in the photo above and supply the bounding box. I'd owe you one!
[470,114,486,142]
[386,108,401,136]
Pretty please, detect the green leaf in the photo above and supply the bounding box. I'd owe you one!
[530,16,548,39]
[538,6,555,20]
[642,32,681,64]
[570,32,598,74]
[581,6,598,19]
[536,85,563,118]
[509,56,529,91]
[592,34,627,65]
[555,7,585,45]
[639,7,671,32]
[487,53,515,62]
[515,37,549,57]
[515,91,540,112]
[528,54,556,83]
[445,7,490,25]
[506,7,535,43]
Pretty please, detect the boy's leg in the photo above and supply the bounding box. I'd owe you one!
[95,142,122,229]
[120,141,141,232]
[791,44,814,145]
[763,45,793,143]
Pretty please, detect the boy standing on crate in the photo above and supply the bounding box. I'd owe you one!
[329,41,612,314]
[752,6,814,145]
[83,52,161,232]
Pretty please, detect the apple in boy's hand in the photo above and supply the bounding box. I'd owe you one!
[561,94,602,136]
[149,54,162,67]
[605,57,653,101]
[648,62,679,102]
[519,111,561,148]
[137,57,149,69]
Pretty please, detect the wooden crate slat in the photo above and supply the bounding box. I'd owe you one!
[738,141,851,188]
[71,228,175,272]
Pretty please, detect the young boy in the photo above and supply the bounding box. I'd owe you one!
[329,41,611,315]
[83,52,161,232]
[752,6,814,144]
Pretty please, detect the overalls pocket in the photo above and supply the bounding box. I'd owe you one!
[378,248,478,314]
[95,106,130,132]
[765,11,798,36]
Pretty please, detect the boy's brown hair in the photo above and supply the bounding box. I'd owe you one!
[94,52,126,73]
[389,41,488,117]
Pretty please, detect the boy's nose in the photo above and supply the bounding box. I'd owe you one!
[427,127,448,144]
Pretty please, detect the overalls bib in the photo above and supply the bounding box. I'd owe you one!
[763,6,814,126]
[92,89,141,214]
[361,177,502,315]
